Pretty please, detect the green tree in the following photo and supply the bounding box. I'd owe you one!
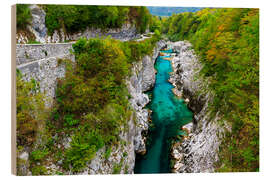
[16,4,32,30]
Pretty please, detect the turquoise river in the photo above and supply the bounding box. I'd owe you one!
[134,49,193,173]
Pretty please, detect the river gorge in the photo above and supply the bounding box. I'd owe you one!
[14,4,259,175]
[134,48,193,173]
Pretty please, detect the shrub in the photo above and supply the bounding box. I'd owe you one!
[16,70,49,146]
[31,165,48,175]
[123,152,128,157]
[63,128,104,172]
[16,4,32,30]
[112,158,123,174]
[55,38,130,118]
[112,163,122,174]
[30,149,48,162]
[63,114,79,127]
[104,147,112,160]
[154,29,161,39]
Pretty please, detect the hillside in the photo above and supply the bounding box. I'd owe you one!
[147,7,202,16]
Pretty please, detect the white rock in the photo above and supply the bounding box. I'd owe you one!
[172,150,183,161]
[169,41,227,173]
[19,152,29,161]
[182,122,193,133]
[174,162,185,170]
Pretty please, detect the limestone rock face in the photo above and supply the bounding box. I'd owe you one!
[169,41,229,173]
[141,56,156,92]
[28,5,47,43]
[63,23,139,43]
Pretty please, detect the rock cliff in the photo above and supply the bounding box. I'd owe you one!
[17,5,140,44]
[169,41,229,173]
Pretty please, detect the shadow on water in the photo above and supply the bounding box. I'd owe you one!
[134,49,193,174]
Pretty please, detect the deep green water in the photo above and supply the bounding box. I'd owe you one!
[134,49,193,173]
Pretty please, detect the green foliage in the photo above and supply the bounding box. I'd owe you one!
[112,159,123,174]
[163,8,259,172]
[16,70,49,146]
[55,38,129,117]
[30,149,49,162]
[63,114,79,127]
[149,16,162,32]
[27,40,41,44]
[123,152,128,157]
[16,4,32,30]
[82,103,129,145]
[122,35,160,63]
[124,165,129,174]
[43,5,151,35]
[104,147,112,160]
[154,29,161,39]
[132,6,151,33]
[113,165,121,174]
[31,165,48,175]
[63,127,104,172]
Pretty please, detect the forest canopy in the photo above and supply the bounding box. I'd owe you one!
[43,5,152,34]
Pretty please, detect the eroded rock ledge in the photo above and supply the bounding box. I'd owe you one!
[168,41,228,173]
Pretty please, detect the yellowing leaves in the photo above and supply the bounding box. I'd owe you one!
[218,24,225,31]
